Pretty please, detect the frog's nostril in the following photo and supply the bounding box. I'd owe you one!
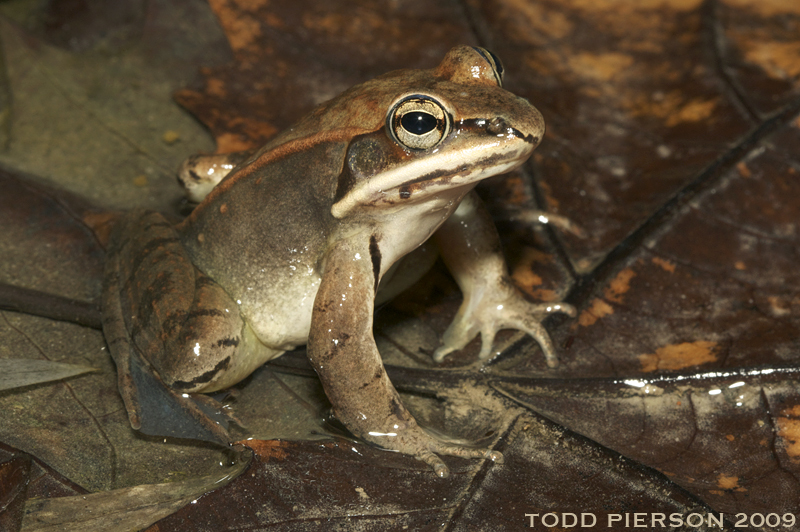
[486,117,507,135]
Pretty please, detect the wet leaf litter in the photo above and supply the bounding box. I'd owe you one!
[0,0,797,530]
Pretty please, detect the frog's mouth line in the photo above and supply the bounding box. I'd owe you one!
[331,130,535,218]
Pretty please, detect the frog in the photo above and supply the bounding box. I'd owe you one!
[102,45,576,477]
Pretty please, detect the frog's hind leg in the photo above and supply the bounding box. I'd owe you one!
[103,313,233,444]
[102,211,235,445]
[101,256,144,429]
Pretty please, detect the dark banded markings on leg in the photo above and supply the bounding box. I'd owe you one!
[172,356,231,390]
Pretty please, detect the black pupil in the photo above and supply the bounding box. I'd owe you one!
[401,112,437,135]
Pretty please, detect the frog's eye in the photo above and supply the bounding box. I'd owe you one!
[388,96,450,150]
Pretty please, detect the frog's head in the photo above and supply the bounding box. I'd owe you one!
[330,45,544,219]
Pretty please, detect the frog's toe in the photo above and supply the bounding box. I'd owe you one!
[417,450,450,478]
[433,343,459,363]
[493,302,576,366]
[437,295,576,365]
[433,323,478,363]
[382,423,504,476]
[486,449,504,464]
[522,301,576,320]
[434,331,488,362]
[477,328,501,360]
[550,302,577,318]
[193,392,245,428]
[417,444,503,478]
[432,346,450,363]
[447,445,503,466]
[507,318,559,367]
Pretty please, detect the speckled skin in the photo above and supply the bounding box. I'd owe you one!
[102,46,575,476]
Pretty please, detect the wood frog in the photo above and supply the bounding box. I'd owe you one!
[102,46,575,477]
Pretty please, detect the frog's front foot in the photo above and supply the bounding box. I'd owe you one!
[365,423,502,478]
[433,280,576,366]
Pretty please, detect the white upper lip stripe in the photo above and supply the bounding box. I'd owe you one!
[331,139,530,218]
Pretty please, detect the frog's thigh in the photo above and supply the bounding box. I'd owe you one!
[375,243,438,305]
[109,211,276,394]
[155,271,281,393]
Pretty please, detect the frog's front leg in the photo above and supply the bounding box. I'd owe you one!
[308,239,501,477]
[177,150,254,202]
[432,191,576,366]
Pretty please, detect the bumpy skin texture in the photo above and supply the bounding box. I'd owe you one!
[102,46,574,476]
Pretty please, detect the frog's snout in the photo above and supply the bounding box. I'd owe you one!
[482,114,541,148]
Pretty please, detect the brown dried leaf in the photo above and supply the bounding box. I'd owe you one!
[1,0,799,529]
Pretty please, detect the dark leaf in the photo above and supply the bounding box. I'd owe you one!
[0,0,799,529]
[22,448,249,532]
[0,359,96,392]
[0,455,31,532]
